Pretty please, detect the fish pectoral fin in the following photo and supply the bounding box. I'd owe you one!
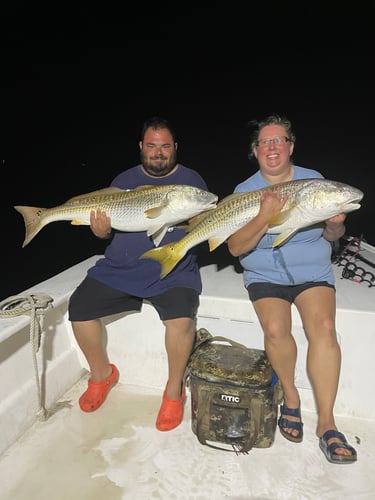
[272,229,297,248]
[208,235,228,252]
[268,208,294,226]
[144,206,165,218]
[71,219,90,226]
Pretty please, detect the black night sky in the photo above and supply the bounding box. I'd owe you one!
[2,18,374,300]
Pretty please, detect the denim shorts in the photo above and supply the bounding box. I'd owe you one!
[68,276,199,321]
[246,281,335,303]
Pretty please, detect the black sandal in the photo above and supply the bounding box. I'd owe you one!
[278,404,304,443]
[319,429,357,464]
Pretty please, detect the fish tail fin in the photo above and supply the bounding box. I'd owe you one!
[140,244,186,279]
[14,205,46,248]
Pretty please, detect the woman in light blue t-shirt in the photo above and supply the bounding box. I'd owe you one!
[227,114,357,464]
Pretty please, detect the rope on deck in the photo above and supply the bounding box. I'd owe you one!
[0,293,54,420]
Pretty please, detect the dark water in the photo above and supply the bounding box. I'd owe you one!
[2,54,374,301]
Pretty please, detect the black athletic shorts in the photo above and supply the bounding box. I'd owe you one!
[246,281,335,303]
[68,276,199,322]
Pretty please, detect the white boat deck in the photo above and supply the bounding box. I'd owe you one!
[1,238,374,499]
[1,379,374,500]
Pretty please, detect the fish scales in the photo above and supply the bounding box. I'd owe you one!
[141,178,364,278]
[14,184,218,248]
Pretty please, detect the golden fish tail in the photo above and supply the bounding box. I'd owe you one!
[14,205,46,248]
[140,244,187,279]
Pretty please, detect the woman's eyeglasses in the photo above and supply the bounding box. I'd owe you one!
[256,136,291,148]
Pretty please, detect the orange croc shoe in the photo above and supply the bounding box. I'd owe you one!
[156,383,185,432]
[79,363,119,412]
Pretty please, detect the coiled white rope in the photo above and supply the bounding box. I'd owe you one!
[0,293,54,420]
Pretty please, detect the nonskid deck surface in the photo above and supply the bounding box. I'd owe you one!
[1,377,374,500]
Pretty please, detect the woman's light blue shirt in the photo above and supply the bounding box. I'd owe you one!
[234,166,335,287]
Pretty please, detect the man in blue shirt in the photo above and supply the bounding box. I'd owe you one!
[69,117,211,432]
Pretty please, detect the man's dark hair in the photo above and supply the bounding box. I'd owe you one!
[141,117,177,142]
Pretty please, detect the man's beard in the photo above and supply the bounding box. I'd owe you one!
[140,150,178,177]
